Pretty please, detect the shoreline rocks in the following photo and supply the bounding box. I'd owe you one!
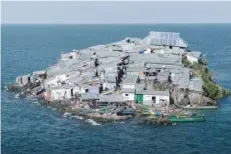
[138,116,172,126]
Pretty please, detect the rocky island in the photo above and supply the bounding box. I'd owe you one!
[8,31,230,125]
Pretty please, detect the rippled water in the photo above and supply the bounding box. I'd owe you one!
[2,24,231,154]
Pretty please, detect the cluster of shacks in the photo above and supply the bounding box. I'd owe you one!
[16,31,203,108]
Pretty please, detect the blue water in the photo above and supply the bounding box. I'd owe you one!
[2,24,231,154]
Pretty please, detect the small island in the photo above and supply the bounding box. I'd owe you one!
[8,31,230,125]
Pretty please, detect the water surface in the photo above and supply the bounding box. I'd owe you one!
[2,24,231,154]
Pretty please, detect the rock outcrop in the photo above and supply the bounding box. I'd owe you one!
[170,86,216,106]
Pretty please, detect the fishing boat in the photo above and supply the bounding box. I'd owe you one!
[169,113,206,122]
[182,106,218,110]
[117,109,136,116]
[170,112,197,118]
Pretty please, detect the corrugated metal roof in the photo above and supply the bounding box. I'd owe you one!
[123,75,139,84]
[170,72,181,85]
[98,94,125,102]
[128,62,145,68]
[157,74,169,82]
[136,84,169,95]
[105,73,117,83]
[97,51,121,58]
[121,88,135,93]
[147,63,182,70]
[179,69,190,89]
[189,77,203,92]
[46,84,77,90]
[81,93,99,100]
[129,53,182,65]
[127,67,144,72]
[88,45,105,50]
[143,31,188,48]
[98,57,121,64]
[33,70,46,75]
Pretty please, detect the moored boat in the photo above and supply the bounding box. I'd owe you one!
[117,109,136,116]
[182,106,218,110]
[169,114,206,122]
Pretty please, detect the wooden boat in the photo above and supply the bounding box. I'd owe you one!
[170,112,197,118]
[169,114,205,122]
[182,106,218,110]
[117,109,136,116]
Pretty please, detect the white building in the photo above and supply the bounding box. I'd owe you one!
[16,74,32,86]
[45,86,72,101]
[44,74,69,88]
[45,85,86,101]
[121,88,135,101]
[135,85,170,106]
[120,75,139,101]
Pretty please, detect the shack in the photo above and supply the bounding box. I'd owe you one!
[135,84,170,106]
[16,74,32,86]
[95,94,125,108]
[121,88,135,101]
[122,75,139,89]
[33,70,47,81]
[80,93,99,102]
[44,74,69,88]
[179,68,190,89]
[45,86,74,101]
[189,77,203,92]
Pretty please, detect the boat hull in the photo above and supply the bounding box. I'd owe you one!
[169,116,206,122]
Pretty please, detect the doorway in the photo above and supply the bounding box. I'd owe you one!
[152,96,156,104]
[28,77,31,83]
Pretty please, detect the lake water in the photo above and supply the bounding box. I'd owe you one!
[1,24,231,154]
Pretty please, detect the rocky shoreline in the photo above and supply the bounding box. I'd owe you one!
[6,81,226,125]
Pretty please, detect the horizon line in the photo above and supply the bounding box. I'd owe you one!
[2,23,231,25]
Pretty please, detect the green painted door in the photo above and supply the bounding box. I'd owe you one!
[135,94,143,103]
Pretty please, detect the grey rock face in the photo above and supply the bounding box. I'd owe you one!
[170,86,216,106]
